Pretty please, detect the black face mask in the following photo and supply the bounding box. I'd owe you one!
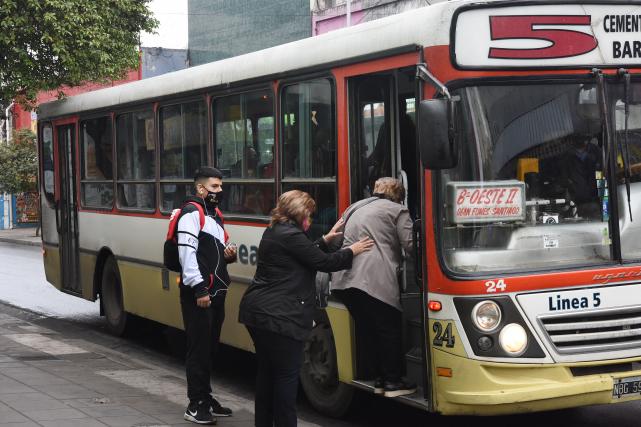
[205,190,223,206]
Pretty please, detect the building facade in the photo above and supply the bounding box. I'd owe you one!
[188,0,312,66]
[312,0,437,35]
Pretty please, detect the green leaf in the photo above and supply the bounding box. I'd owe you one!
[0,0,158,107]
[0,130,38,194]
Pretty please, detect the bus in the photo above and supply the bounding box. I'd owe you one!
[38,0,641,417]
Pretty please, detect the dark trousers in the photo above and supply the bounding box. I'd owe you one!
[247,327,304,427]
[180,293,225,403]
[337,287,403,382]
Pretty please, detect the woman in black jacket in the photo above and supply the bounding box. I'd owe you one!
[239,190,372,427]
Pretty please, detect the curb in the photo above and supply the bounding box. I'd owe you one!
[0,237,41,247]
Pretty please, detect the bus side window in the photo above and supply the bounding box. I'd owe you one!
[281,79,337,238]
[80,117,114,209]
[41,124,55,204]
[214,90,275,216]
[116,110,156,211]
[159,100,208,212]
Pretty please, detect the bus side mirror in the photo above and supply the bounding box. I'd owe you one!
[418,98,458,169]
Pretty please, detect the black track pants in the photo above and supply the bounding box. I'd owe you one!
[180,292,225,403]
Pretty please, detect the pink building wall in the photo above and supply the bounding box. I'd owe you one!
[313,1,367,35]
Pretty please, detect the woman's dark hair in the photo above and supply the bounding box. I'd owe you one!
[270,190,316,227]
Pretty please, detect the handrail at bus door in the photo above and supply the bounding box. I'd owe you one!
[54,200,62,235]
[412,218,422,292]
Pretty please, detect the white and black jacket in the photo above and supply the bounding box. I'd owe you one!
[177,196,231,302]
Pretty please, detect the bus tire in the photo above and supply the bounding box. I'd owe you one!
[101,256,128,336]
[300,322,354,418]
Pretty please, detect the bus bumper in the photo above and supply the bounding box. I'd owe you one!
[433,349,641,415]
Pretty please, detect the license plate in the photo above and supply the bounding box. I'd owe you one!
[612,376,641,399]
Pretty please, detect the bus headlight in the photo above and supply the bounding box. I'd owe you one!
[499,323,528,356]
[471,300,501,332]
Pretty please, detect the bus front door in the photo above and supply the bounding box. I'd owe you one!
[55,124,81,295]
[348,70,427,403]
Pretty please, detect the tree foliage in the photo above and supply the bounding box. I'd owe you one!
[0,0,158,107]
[0,129,38,194]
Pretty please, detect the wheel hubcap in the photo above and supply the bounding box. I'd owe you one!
[304,325,337,389]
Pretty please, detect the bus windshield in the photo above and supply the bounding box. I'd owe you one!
[440,80,641,275]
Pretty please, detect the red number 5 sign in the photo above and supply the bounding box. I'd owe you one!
[489,15,598,60]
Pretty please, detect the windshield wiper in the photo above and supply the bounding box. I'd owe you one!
[594,68,623,260]
[619,68,633,221]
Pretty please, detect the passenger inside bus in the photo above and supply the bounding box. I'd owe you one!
[558,136,602,218]
[367,97,417,216]
[496,133,603,221]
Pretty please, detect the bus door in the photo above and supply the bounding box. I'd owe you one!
[55,124,81,294]
[348,69,425,400]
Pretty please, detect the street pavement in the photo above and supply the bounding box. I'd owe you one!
[4,239,641,426]
[0,306,256,427]
[0,227,40,247]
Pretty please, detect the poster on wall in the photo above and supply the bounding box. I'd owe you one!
[16,192,39,224]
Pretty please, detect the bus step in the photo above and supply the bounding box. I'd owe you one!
[405,349,424,395]
[351,379,429,410]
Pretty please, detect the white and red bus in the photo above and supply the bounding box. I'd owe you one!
[38,0,641,416]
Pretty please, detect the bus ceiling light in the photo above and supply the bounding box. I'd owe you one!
[428,300,442,311]
[499,323,528,356]
[471,300,501,332]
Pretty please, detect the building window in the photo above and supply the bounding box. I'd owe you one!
[115,110,156,211]
[80,117,113,209]
[281,79,336,238]
[159,100,208,212]
[214,89,274,216]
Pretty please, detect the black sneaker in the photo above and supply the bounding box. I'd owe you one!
[184,400,216,425]
[207,396,232,417]
[383,380,417,398]
[373,378,384,395]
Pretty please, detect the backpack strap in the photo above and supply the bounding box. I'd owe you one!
[342,197,380,226]
[167,202,206,242]
[187,202,206,230]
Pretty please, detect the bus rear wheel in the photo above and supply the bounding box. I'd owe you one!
[101,256,128,336]
[300,322,354,418]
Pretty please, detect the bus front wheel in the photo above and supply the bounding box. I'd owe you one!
[101,256,128,336]
[300,322,354,418]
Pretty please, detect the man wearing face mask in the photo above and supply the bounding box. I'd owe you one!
[177,166,237,425]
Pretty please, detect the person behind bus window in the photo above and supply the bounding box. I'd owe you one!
[561,135,602,218]
[177,166,237,425]
[238,190,373,427]
[331,177,415,398]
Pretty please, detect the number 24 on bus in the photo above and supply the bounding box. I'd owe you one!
[38,0,641,419]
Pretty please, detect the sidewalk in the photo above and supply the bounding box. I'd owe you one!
[0,310,257,427]
[0,227,41,247]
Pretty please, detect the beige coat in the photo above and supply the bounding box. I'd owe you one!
[331,197,413,310]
